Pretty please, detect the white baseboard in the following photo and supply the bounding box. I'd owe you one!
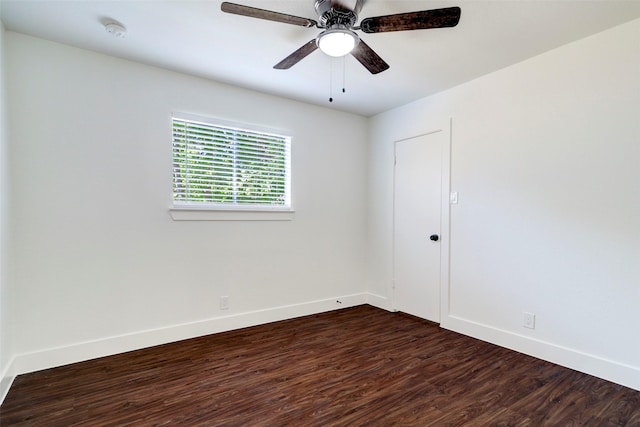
[11,293,368,379]
[365,293,392,311]
[441,314,640,392]
[0,357,16,404]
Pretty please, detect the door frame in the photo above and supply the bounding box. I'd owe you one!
[391,118,452,323]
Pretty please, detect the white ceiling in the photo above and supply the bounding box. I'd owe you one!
[2,0,640,116]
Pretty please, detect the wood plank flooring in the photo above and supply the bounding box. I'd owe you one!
[2,305,639,426]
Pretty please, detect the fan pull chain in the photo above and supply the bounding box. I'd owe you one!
[342,56,346,93]
[329,57,333,102]
[328,57,348,102]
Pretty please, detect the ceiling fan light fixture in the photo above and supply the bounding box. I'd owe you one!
[317,27,359,57]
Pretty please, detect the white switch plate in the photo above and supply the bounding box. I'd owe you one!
[450,192,459,204]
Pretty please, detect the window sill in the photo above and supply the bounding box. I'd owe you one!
[169,207,295,221]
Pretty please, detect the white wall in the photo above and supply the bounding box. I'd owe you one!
[6,33,369,373]
[368,18,640,390]
[0,17,15,401]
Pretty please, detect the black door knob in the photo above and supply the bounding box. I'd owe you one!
[430,234,439,242]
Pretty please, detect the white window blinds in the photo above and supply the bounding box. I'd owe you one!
[172,114,291,209]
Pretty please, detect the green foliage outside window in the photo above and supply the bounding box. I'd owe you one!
[172,118,290,207]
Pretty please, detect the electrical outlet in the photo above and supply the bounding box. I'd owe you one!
[523,312,535,329]
[220,296,229,310]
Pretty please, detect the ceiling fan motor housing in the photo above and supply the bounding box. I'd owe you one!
[314,0,362,27]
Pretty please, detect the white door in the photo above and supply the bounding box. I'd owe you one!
[393,131,444,322]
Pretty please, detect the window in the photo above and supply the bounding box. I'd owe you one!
[171,113,292,219]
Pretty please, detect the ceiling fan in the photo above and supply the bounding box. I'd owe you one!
[221,0,461,74]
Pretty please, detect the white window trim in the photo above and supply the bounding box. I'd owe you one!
[170,112,294,221]
[169,206,295,221]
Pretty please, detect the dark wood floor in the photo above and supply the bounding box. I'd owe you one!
[2,305,639,426]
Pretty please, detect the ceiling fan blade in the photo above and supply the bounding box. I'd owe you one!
[360,7,461,33]
[274,40,319,70]
[350,39,389,74]
[221,2,318,28]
